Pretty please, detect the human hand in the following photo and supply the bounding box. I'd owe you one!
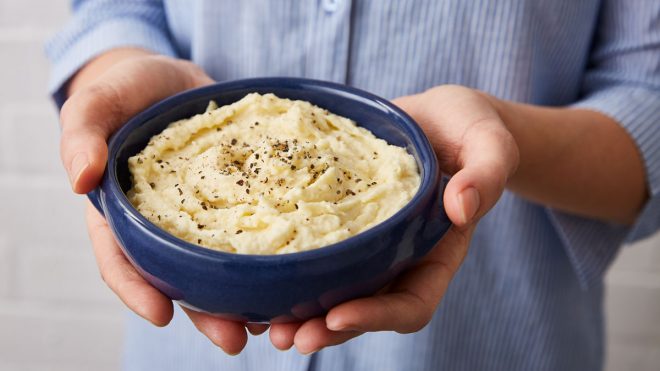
[268,85,520,354]
[61,51,266,355]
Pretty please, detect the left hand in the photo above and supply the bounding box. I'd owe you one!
[267,85,520,354]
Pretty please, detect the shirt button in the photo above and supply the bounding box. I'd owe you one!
[323,0,341,12]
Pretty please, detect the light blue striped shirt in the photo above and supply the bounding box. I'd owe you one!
[46,1,660,370]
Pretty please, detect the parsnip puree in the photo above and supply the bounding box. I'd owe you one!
[127,93,420,254]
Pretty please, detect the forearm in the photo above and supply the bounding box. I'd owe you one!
[66,48,154,96]
[490,97,648,225]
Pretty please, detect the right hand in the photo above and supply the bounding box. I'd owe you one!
[61,50,265,355]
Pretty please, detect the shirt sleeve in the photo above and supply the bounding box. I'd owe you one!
[547,0,660,289]
[45,0,178,107]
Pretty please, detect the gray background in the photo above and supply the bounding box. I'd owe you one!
[0,1,658,370]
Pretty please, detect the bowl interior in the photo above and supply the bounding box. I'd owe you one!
[111,79,430,199]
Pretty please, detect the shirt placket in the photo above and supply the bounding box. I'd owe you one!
[303,0,354,83]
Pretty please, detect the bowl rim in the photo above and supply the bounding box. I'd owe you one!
[101,77,440,264]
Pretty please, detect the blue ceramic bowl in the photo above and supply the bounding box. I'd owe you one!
[89,78,451,323]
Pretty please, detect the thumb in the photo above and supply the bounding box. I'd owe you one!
[393,89,518,228]
[59,56,214,194]
[443,120,519,227]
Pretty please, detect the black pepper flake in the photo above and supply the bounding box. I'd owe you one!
[294,204,299,210]
[356,178,362,183]
[310,164,315,169]
[137,158,143,164]
[336,190,341,195]
[236,179,244,186]
[198,239,202,244]
[149,182,155,188]
[177,188,183,196]
[246,188,250,194]
[231,138,237,145]
[346,189,356,196]
[156,159,163,164]
[197,224,205,229]
[255,154,260,159]
[236,230,243,234]
[290,165,296,170]
[333,157,339,161]
[181,199,185,204]
[201,176,206,179]
[201,204,208,210]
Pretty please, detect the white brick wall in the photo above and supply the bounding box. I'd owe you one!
[0,1,658,370]
[605,237,660,371]
[0,1,124,370]
[0,234,12,298]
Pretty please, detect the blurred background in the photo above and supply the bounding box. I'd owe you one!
[0,1,658,370]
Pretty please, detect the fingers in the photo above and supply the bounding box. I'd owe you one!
[60,56,214,194]
[181,307,248,355]
[246,323,270,336]
[269,322,303,350]
[85,202,174,326]
[326,225,473,333]
[88,202,248,355]
[293,318,362,354]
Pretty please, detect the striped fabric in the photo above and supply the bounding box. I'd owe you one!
[46,1,660,370]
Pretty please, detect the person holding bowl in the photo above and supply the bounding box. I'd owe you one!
[47,1,660,370]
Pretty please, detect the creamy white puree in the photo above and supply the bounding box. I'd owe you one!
[127,93,420,254]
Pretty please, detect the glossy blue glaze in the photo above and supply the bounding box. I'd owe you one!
[89,78,452,323]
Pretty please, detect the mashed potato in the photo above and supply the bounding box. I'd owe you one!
[127,93,420,254]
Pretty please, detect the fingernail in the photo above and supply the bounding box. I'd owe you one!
[300,347,323,355]
[70,152,89,188]
[327,321,359,332]
[457,187,480,225]
[325,318,345,331]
